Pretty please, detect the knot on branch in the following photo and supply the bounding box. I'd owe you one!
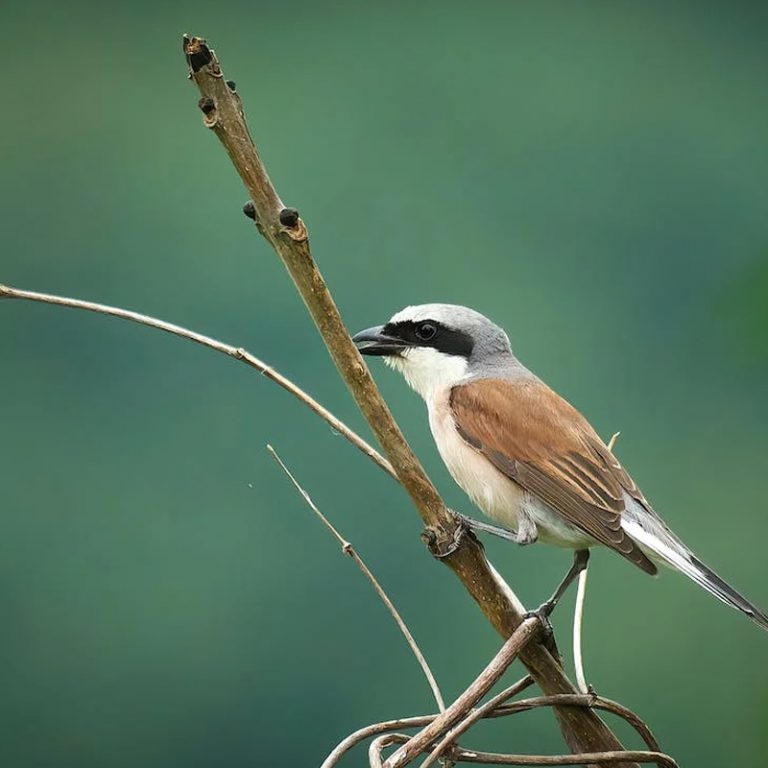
[197,96,218,128]
[279,207,309,242]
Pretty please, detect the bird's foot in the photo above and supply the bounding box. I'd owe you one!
[421,522,465,559]
[524,601,556,640]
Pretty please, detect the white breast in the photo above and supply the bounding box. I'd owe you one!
[427,390,527,529]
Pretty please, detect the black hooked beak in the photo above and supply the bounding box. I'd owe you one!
[352,325,407,356]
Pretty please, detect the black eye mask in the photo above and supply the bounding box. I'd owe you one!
[382,320,475,358]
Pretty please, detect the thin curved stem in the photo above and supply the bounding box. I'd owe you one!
[451,747,676,767]
[573,566,589,695]
[322,716,437,768]
[0,284,394,479]
[267,445,445,712]
[371,735,410,768]
[493,694,660,752]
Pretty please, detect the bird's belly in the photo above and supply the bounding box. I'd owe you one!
[428,395,592,549]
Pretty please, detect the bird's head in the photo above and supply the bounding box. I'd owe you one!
[352,303,512,400]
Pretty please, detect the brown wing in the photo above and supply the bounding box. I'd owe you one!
[450,377,657,575]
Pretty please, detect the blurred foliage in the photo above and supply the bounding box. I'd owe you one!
[1,1,768,766]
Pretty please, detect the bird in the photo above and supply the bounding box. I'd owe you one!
[352,303,768,631]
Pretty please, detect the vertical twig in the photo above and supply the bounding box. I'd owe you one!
[573,568,589,695]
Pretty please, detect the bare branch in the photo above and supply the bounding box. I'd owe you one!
[323,683,667,768]
[0,283,393,478]
[267,444,445,712]
[183,33,445,526]
[182,35,643,767]
[450,747,677,767]
[494,695,660,753]
[383,618,540,768]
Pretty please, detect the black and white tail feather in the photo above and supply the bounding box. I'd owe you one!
[622,495,768,632]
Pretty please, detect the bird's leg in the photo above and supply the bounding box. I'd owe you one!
[540,548,591,614]
[453,512,518,541]
[424,510,532,560]
[526,549,591,634]
[451,510,538,545]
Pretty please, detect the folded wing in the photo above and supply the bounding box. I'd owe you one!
[450,377,657,575]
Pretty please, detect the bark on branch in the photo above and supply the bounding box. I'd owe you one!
[181,33,640,767]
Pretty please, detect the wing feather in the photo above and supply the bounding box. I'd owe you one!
[450,378,656,575]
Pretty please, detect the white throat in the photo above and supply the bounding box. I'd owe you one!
[385,348,469,402]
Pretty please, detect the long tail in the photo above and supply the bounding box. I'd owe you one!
[622,517,768,632]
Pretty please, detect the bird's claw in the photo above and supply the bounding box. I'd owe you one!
[524,601,555,640]
[421,523,465,559]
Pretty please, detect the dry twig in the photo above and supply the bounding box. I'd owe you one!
[381,637,674,768]
[494,695,659,752]
[573,565,590,695]
[0,284,392,477]
[323,716,438,768]
[449,747,676,767]
[323,683,673,768]
[267,444,445,712]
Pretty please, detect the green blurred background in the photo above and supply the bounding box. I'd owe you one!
[2,1,768,765]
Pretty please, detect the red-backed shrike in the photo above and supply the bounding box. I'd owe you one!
[354,303,767,630]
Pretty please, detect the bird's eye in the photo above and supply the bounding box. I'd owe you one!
[415,322,437,341]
